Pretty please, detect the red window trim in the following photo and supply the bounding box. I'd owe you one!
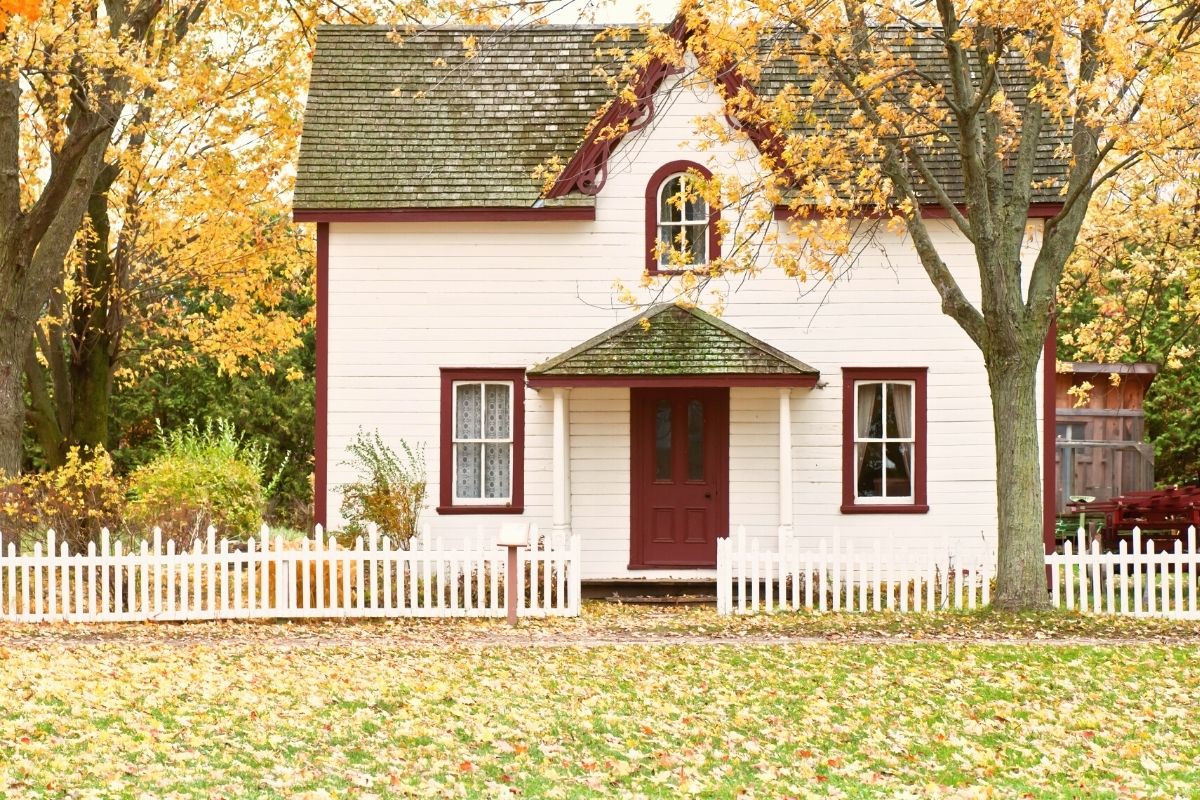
[438,368,526,515]
[645,160,722,276]
[841,367,929,514]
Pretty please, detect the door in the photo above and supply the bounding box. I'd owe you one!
[630,387,729,568]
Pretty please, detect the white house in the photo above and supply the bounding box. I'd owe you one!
[293,23,1062,581]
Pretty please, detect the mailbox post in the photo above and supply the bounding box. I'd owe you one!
[497,523,531,626]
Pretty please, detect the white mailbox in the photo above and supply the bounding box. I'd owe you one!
[497,522,531,548]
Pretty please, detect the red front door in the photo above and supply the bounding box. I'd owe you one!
[630,387,729,568]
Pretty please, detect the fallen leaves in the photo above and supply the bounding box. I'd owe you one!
[0,608,1199,796]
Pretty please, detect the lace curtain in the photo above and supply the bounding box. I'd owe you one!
[455,383,511,500]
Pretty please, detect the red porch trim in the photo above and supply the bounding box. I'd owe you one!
[1043,322,1058,566]
[314,222,329,528]
[774,202,1065,221]
[437,367,526,515]
[840,367,929,514]
[526,373,819,388]
[644,160,722,276]
[294,207,594,223]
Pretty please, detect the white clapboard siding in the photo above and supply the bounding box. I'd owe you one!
[1047,525,1200,619]
[716,526,993,614]
[0,524,581,623]
[319,67,1049,581]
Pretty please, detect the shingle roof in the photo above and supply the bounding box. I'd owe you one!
[294,24,1070,211]
[528,304,820,377]
[295,25,626,210]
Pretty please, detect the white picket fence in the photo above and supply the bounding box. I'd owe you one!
[717,527,993,614]
[1047,525,1200,619]
[0,524,581,622]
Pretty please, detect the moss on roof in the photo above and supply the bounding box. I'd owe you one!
[528,304,819,376]
[295,25,1071,211]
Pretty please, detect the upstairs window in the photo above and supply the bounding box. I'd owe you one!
[657,173,708,266]
[645,161,720,274]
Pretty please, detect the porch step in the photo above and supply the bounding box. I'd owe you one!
[602,594,717,605]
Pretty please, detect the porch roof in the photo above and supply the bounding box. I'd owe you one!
[526,304,820,388]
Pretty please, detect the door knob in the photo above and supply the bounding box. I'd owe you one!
[704,492,712,499]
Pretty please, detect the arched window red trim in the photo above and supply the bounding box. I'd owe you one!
[644,160,721,275]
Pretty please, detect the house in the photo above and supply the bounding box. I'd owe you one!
[292,22,1066,581]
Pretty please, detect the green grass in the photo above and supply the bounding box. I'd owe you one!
[2,633,1199,797]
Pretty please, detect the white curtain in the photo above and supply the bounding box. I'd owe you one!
[889,383,913,479]
[856,383,879,481]
[484,385,511,498]
[457,383,514,500]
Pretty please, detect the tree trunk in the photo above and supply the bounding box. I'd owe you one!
[0,310,25,475]
[987,346,1052,610]
[67,178,115,452]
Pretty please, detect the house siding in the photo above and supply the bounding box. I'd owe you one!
[322,73,1047,579]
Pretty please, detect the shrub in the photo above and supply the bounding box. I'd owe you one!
[126,420,279,548]
[0,446,124,553]
[338,430,426,549]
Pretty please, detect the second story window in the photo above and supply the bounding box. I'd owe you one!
[657,172,708,267]
[645,161,719,274]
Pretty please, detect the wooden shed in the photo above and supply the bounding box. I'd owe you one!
[1055,362,1157,514]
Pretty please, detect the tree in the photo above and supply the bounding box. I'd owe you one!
[3,0,542,475]
[21,0,321,467]
[1060,163,1200,487]
[622,1,1200,608]
[0,0,175,475]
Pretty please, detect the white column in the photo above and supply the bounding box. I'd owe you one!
[778,388,794,549]
[552,387,572,537]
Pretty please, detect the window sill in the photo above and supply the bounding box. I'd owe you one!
[840,504,930,515]
[436,505,525,515]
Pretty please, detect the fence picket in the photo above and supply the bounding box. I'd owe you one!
[1190,527,1198,616]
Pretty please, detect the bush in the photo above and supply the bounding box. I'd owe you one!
[0,446,124,553]
[126,420,279,548]
[338,430,426,549]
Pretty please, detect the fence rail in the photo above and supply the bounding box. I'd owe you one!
[717,527,993,614]
[1047,525,1200,619]
[0,524,581,622]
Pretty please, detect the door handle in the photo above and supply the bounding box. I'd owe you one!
[704,492,713,499]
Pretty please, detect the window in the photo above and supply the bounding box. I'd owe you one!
[841,368,928,513]
[644,161,720,274]
[438,368,525,514]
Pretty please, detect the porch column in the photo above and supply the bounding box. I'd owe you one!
[778,388,794,548]
[552,387,572,537]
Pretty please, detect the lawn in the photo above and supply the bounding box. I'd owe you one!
[3,609,1200,798]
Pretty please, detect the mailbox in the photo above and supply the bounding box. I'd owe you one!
[497,522,531,548]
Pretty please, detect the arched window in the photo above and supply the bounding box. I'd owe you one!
[645,161,719,274]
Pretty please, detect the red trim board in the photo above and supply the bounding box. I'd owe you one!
[526,374,819,388]
[314,222,329,528]
[1044,322,1058,564]
[775,202,1065,221]
[294,207,594,223]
